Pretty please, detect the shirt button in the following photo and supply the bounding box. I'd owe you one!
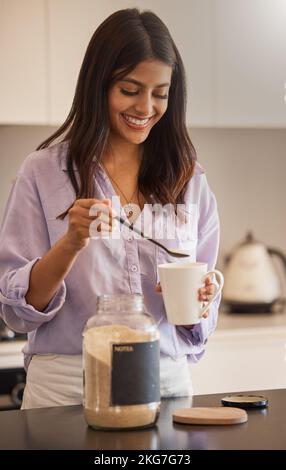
[127,236,132,241]
[130,264,138,272]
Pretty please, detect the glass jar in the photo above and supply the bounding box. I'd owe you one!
[83,294,160,430]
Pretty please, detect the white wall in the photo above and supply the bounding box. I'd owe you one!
[190,128,286,258]
[0,126,285,262]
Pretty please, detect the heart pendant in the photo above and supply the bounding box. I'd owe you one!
[123,203,141,223]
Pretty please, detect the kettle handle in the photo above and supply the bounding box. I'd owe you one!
[267,248,286,271]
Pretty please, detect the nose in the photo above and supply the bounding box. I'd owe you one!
[134,92,154,117]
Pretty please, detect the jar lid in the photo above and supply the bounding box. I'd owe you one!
[221,394,268,409]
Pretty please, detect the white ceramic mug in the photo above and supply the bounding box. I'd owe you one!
[158,262,224,325]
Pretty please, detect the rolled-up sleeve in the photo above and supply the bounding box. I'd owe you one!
[0,156,66,333]
[177,173,221,361]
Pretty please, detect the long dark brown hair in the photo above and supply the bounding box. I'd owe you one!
[37,8,196,219]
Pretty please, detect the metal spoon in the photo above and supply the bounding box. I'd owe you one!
[114,216,190,258]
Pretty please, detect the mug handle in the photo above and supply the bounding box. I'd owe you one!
[199,270,224,317]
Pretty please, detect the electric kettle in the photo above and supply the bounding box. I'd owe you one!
[223,232,286,313]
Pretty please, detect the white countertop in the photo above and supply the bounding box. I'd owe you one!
[191,309,286,395]
[0,340,26,369]
[217,309,286,331]
[1,311,286,369]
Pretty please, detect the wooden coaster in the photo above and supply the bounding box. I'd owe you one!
[172,407,248,425]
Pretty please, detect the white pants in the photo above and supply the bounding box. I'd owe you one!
[21,354,193,409]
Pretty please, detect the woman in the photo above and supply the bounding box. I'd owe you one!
[0,8,219,408]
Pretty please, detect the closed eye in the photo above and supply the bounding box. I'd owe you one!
[120,89,138,96]
[120,89,168,99]
[154,94,168,100]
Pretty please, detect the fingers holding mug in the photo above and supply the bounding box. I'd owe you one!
[198,275,216,302]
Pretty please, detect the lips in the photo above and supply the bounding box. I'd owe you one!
[121,113,154,130]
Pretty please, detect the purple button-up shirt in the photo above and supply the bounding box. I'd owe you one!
[0,142,220,370]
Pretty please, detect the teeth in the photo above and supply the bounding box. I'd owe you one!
[123,114,150,126]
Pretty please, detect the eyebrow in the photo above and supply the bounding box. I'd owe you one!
[120,78,170,88]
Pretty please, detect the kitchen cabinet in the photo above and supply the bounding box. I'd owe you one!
[40,0,286,128]
[0,341,26,411]
[47,0,99,125]
[214,0,286,127]
[190,314,286,395]
[1,0,285,126]
[0,0,48,124]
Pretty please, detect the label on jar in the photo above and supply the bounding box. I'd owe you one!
[111,340,160,406]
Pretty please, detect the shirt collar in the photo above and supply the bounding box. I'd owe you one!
[60,144,103,175]
[193,161,205,175]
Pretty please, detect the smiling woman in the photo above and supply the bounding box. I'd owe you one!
[0,8,221,409]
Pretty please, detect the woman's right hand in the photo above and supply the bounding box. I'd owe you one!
[64,198,116,252]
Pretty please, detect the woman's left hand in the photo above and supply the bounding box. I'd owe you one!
[155,275,216,328]
[197,275,216,319]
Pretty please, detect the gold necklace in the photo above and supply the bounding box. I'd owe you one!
[103,165,142,222]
